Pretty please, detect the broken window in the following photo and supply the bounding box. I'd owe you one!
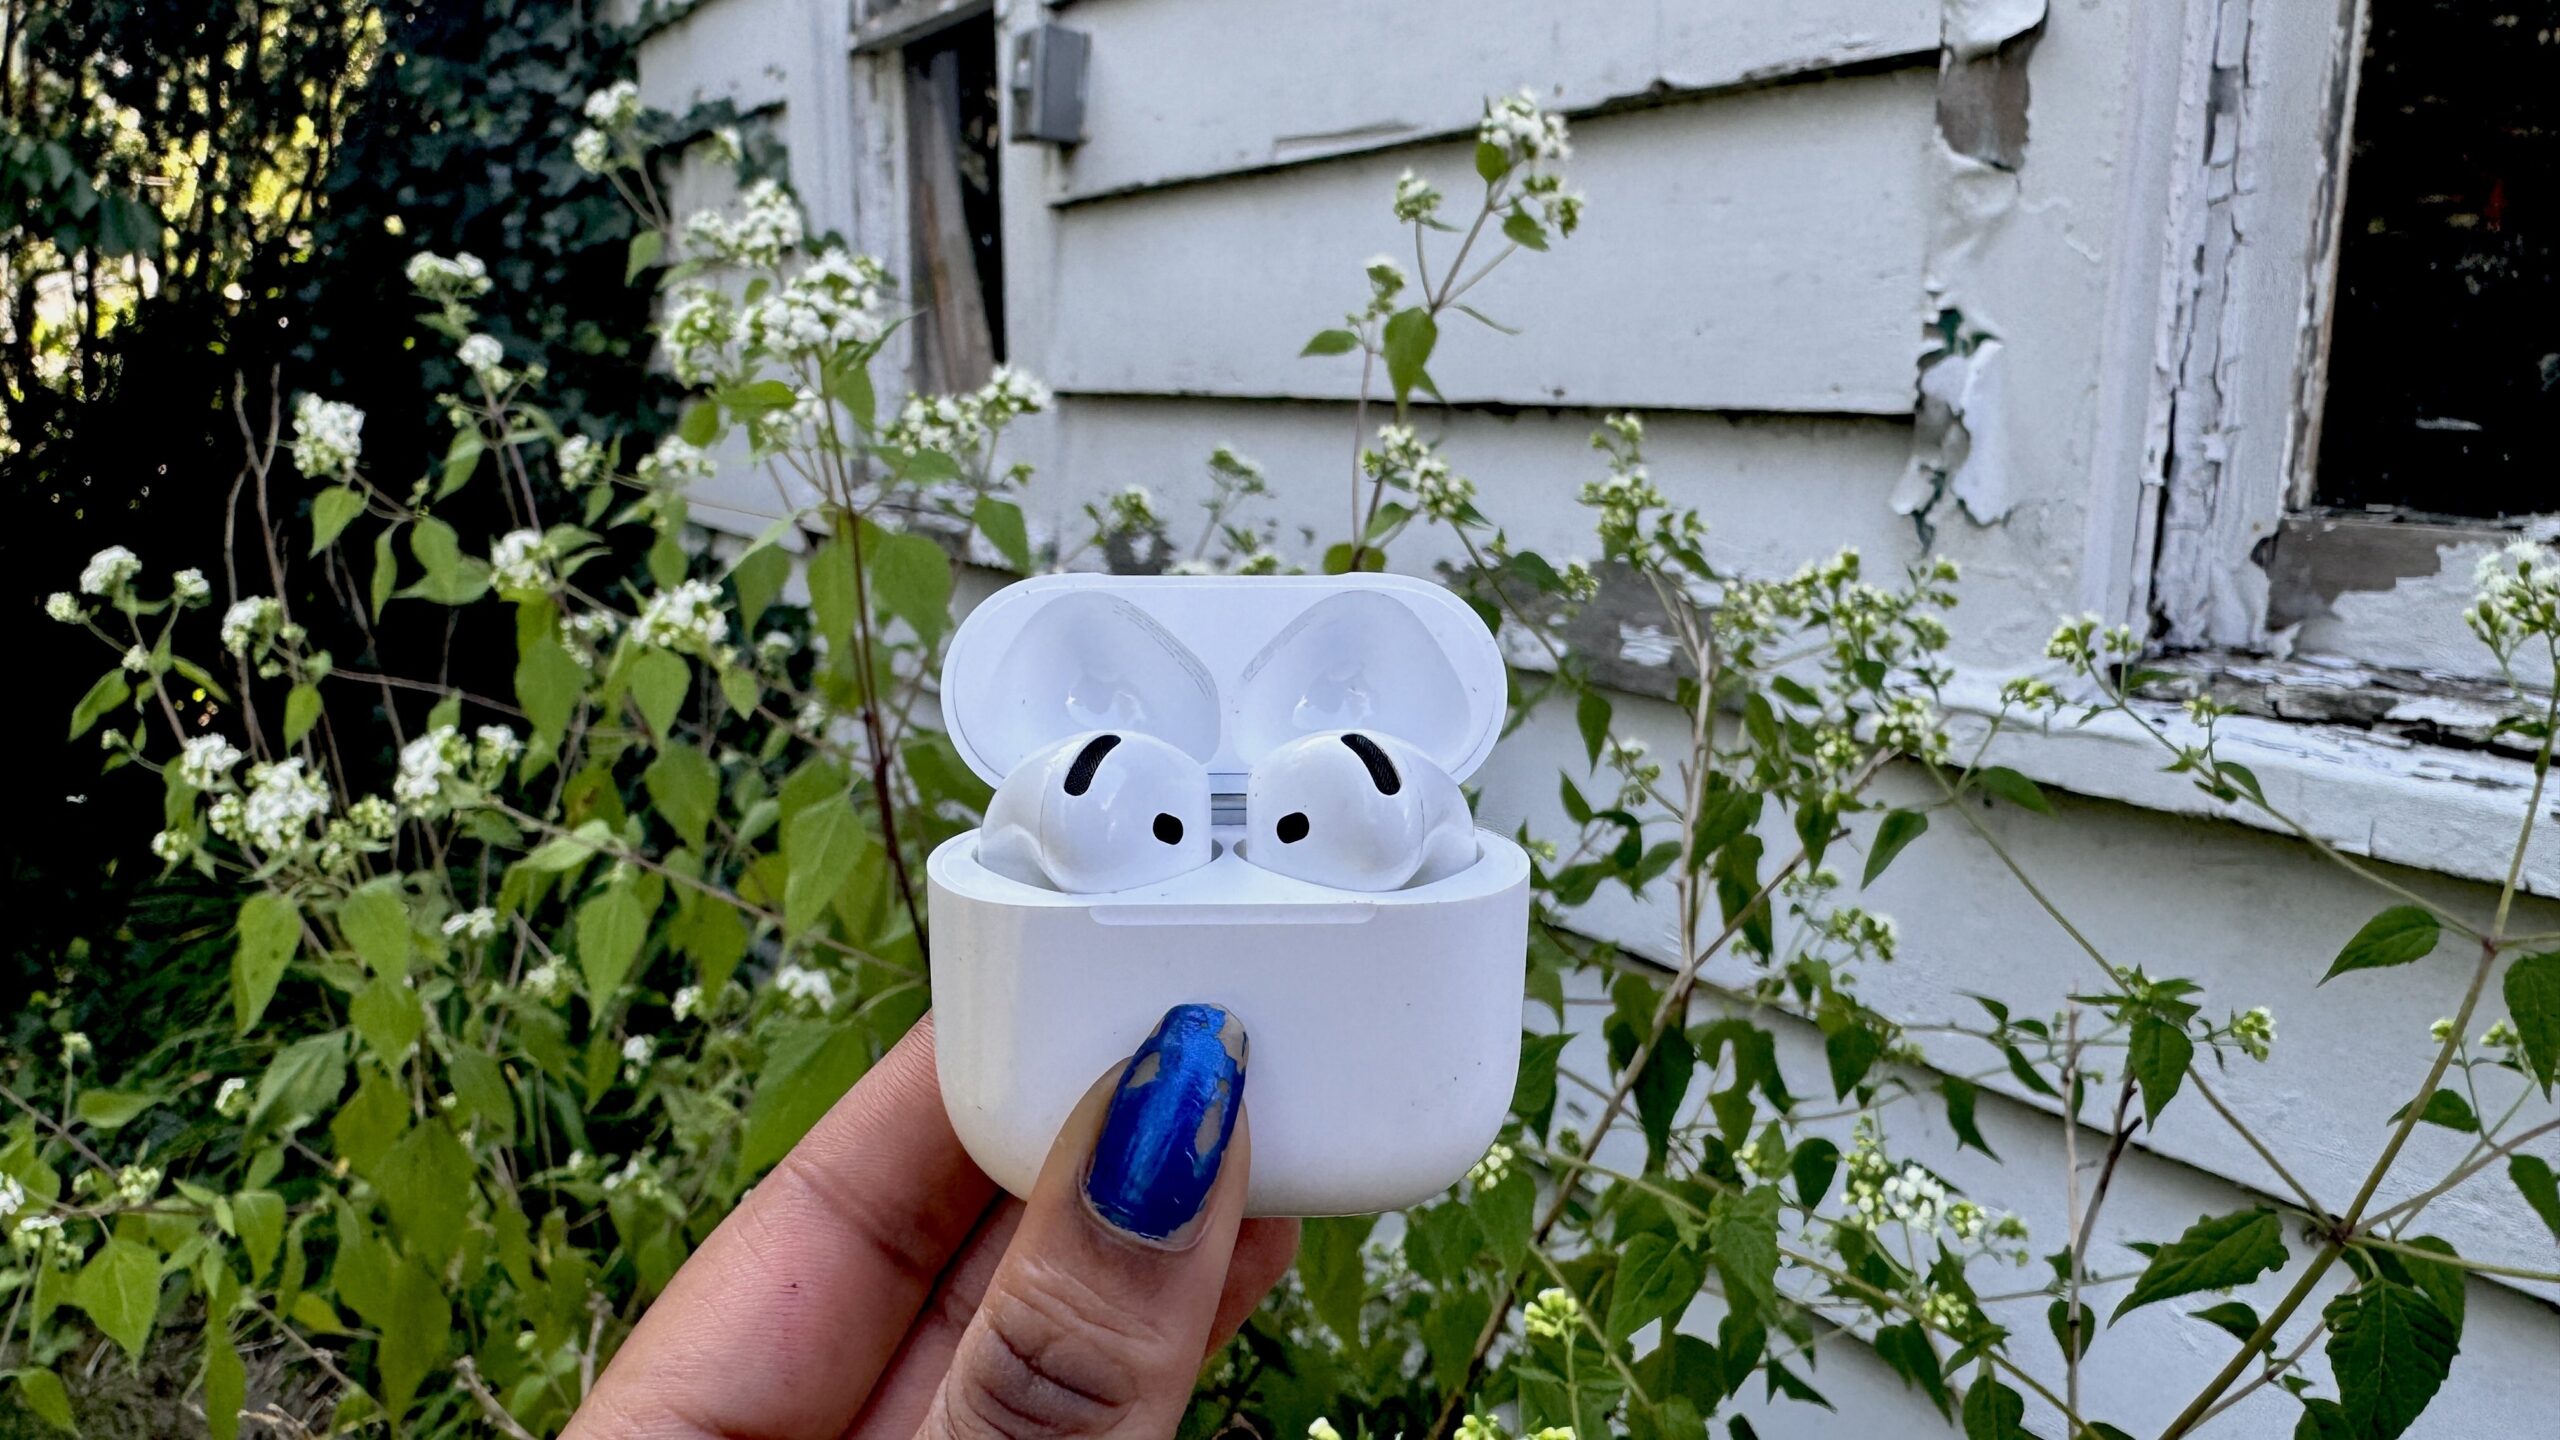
[903,11,1005,395]
[2311,0,2558,519]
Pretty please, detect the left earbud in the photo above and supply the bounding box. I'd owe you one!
[976,731,1214,893]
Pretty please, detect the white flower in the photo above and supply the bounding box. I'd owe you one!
[582,80,643,131]
[1479,90,1571,166]
[1100,484,1160,534]
[983,363,1049,417]
[709,125,744,163]
[662,286,736,386]
[405,251,491,302]
[9,1214,64,1250]
[1393,168,1442,222]
[1523,1285,1582,1340]
[621,1034,654,1065]
[522,958,570,1002]
[632,578,729,653]
[395,726,469,815]
[773,962,836,1012]
[59,1032,91,1062]
[170,568,210,605]
[489,529,552,594]
[346,796,398,842]
[1456,1417,1503,1440]
[2231,1006,2275,1062]
[571,126,613,174]
[0,1174,23,1218]
[458,332,505,376]
[442,907,500,943]
[121,645,150,673]
[44,591,84,623]
[636,435,715,489]
[220,597,283,655]
[289,395,366,481]
[745,247,890,358]
[150,828,193,862]
[1467,1141,1514,1188]
[1309,1422,1344,1440]
[80,545,142,596]
[556,434,610,488]
[241,758,332,851]
[475,724,523,769]
[214,1076,250,1118]
[167,733,241,791]
[671,985,704,1021]
[685,178,804,267]
[114,1165,162,1206]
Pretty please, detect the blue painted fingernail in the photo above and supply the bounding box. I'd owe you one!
[1085,1004,1247,1242]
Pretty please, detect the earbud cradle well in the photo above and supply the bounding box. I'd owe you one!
[928,575,1532,1216]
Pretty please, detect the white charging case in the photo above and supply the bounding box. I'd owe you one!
[926,574,1531,1216]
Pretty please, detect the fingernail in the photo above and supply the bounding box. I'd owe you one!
[1085,1003,1247,1243]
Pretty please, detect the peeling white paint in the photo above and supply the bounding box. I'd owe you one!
[1942,0,2047,59]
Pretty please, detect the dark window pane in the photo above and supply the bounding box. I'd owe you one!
[2313,0,2560,518]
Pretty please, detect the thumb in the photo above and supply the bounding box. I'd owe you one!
[921,1003,1253,1440]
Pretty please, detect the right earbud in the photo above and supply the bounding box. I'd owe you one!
[978,730,1214,893]
[1244,730,1477,891]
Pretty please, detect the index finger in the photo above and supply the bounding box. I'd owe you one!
[569,1012,998,1440]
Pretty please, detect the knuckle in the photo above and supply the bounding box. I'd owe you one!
[942,1264,1164,1440]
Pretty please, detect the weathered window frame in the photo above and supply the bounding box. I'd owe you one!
[2142,0,2553,711]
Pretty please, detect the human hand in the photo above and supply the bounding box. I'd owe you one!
[567,1004,1299,1439]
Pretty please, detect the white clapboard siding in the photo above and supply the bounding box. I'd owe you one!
[1493,693,2560,1303]
[1040,70,1937,416]
[1049,0,1939,202]
[633,0,798,115]
[1038,396,1914,580]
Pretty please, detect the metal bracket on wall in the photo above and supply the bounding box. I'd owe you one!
[1009,24,1089,146]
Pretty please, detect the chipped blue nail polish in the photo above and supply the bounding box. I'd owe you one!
[1086,1003,1247,1241]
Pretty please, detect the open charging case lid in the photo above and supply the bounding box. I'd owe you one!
[938,574,1507,800]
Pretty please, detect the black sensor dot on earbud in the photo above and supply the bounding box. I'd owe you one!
[1277,811,1310,843]
[1152,813,1183,844]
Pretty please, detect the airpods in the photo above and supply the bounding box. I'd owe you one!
[1244,730,1477,891]
[978,731,1214,893]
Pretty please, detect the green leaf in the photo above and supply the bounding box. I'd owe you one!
[11,1369,74,1433]
[806,532,859,653]
[2503,950,2560,1094]
[72,1237,162,1360]
[1576,688,1612,768]
[1942,1076,1999,1159]
[625,227,664,283]
[2114,1209,2288,1320]
[349,975,424,1062]
[516,633,585,745]
[205,1323,246,1440]
[447,1050,517,1145]
[1501,207,1549,251]
[1320,541,1385,574]
[974,494,1033,572]
[1299,1215,1375,1347]
[230,1189,284,1282]
[402,516,491,604]
[1608,1232,1706,1343]
[2510,1154,2560,1243]
[783,799,871,936]
[336,1238,450,1421]
[1382,306,1438,405]
[740,1020,872,1173]
[2049,1298,2096,1361]
[2324,1282,2458,1440]
[248,1033,346,1136]
[1872,1322,1950,1416]
[1476,139,1510,183]
[731,541,791,633]
[2190,1300,2263,1345]
[1790,1136,1839,1208]
[671,893,750,996]
[1707,1185,1781,1327]
[1862,809,1929,888]
[309,486,365,554]
[281,682,322,746]
[1961,1375,2027,1440]
[2392,1088,2478,1133]
[2323,905,2443,983]
[644,743,719,849]
[678,398,720,447]
[337,877,410,974]
[577,882,649,999]
[628,647,690,736]
[438,429,483,499]
[68,669,129,740]
[74,1090,157,1129]
[376,1120,476,1266]
[1300,327,1360,356]
[870,524,954,642]
[2128,1013,2193,1125]
[371,525,399,618]
[329,1068,407,1176]
[1974,764,2054,813]
[1473,1169,1536,1271]
[231,892,300,1033]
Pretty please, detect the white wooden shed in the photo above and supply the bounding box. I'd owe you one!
[633,1,2560,1432]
